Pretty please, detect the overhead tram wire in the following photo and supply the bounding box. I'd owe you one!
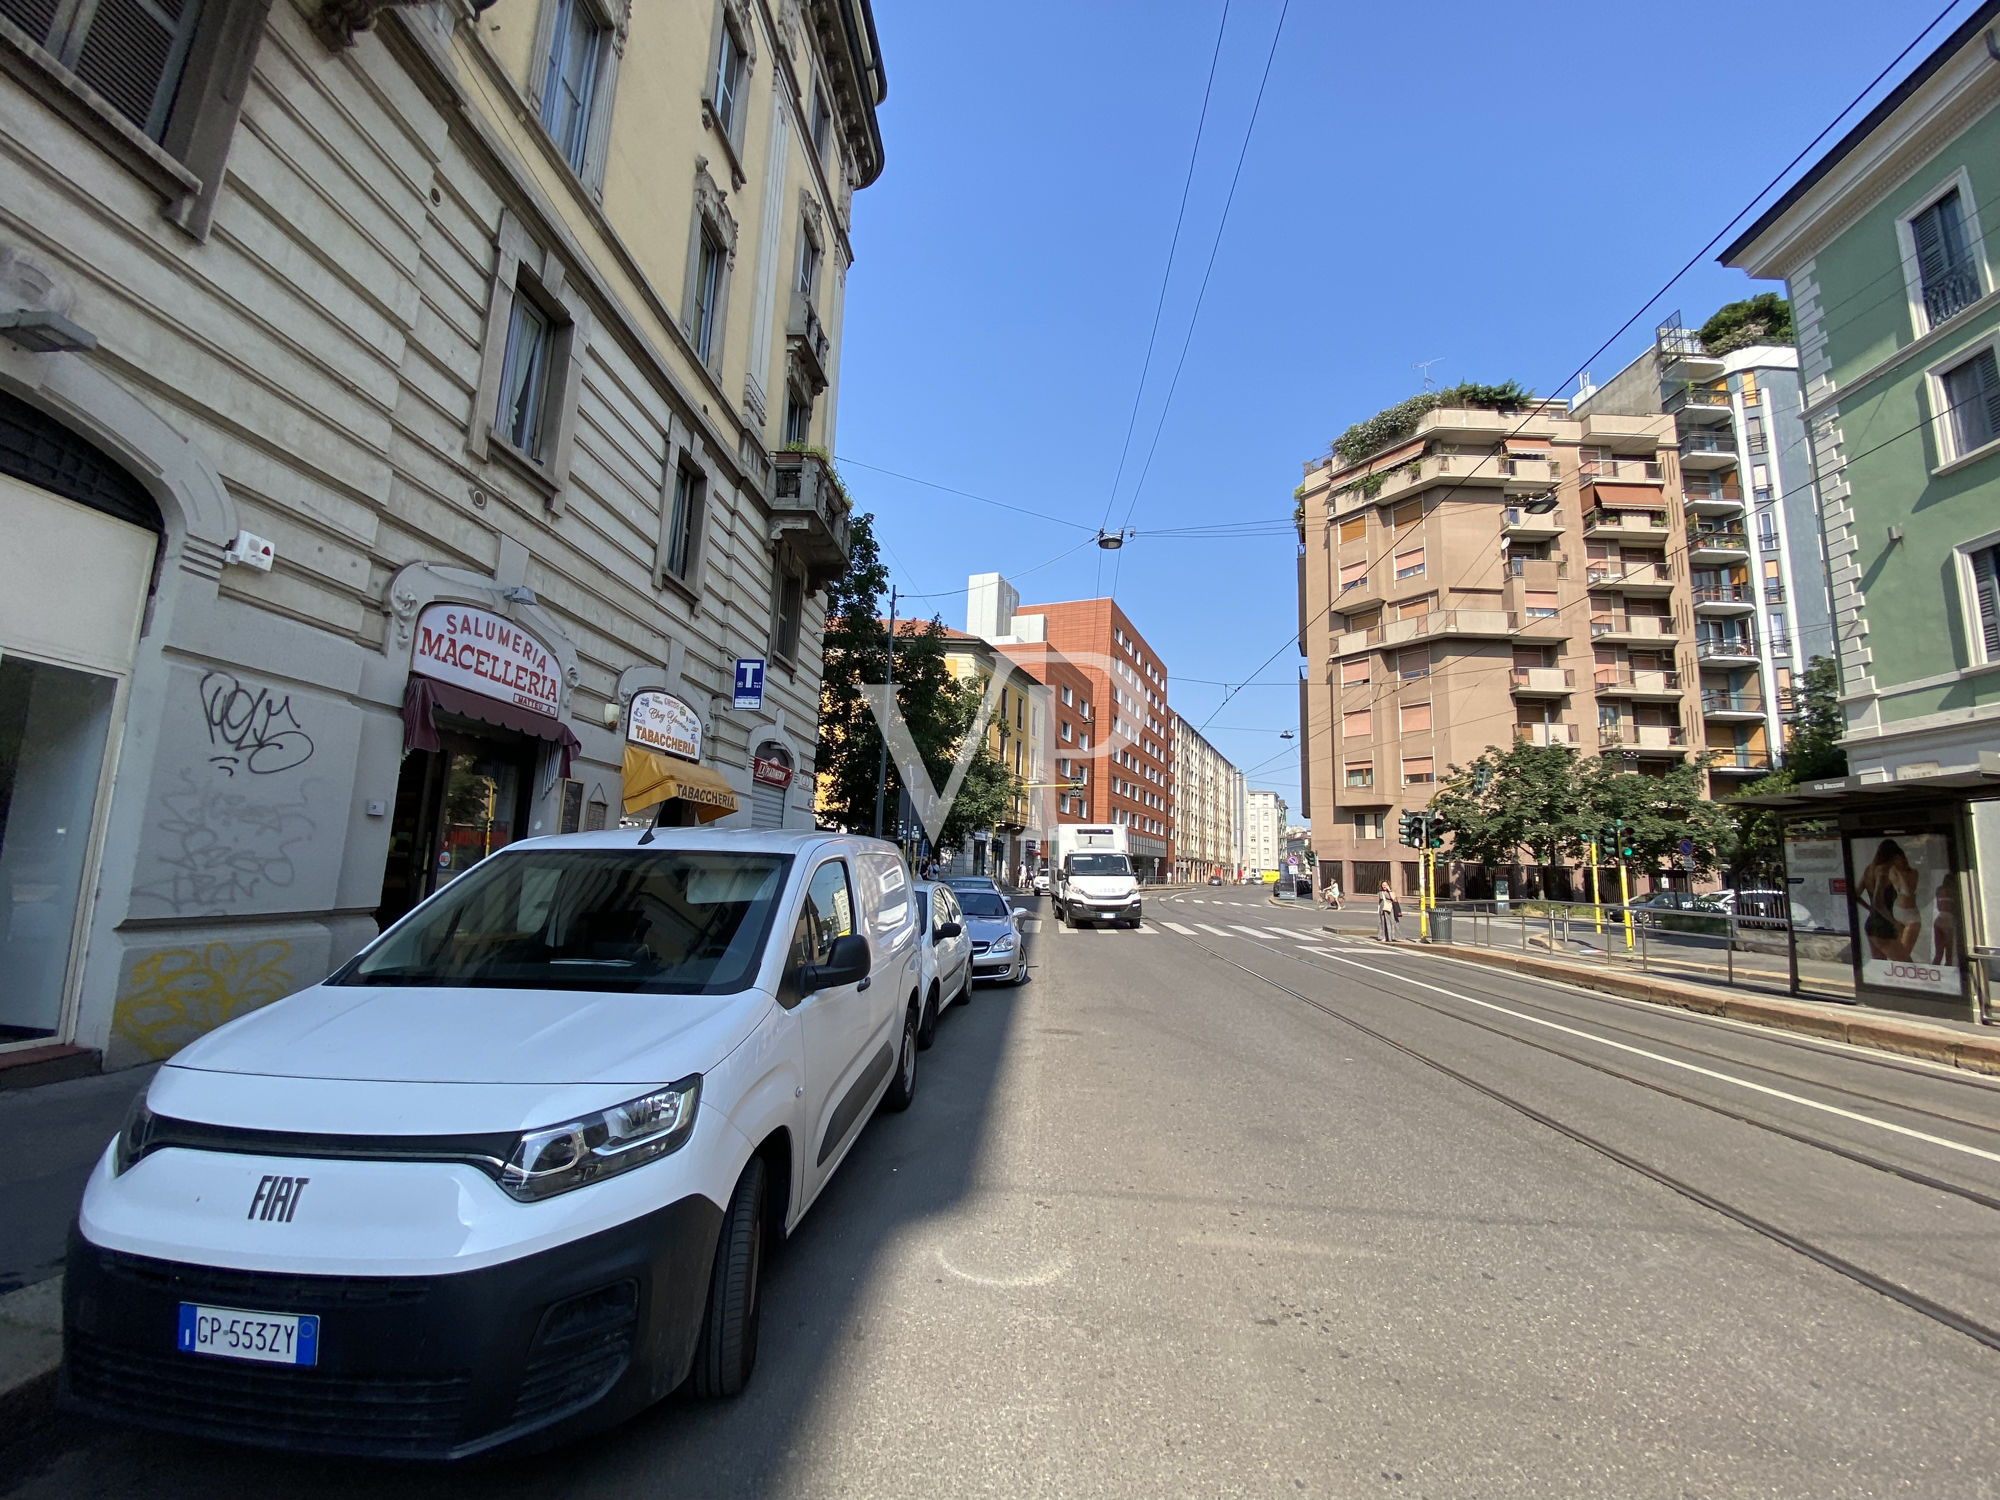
[1110,0,1292,598]
[1095,0,1235,589]
[834,455,1095,533]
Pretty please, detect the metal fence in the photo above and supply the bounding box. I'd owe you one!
[1424,899,1855,1000]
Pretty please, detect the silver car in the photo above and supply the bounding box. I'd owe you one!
[913,882,973,1046]
[955,885,1029,985]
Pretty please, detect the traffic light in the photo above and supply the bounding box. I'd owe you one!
[1603,818,1635,860]
[1397,811,1419,847]
[1428,816,1444,850]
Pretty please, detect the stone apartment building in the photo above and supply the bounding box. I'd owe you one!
[1296,394,1733,900]
[1244,788,1284,878]
[0,0,885,1071]
[1170,712,1245,883]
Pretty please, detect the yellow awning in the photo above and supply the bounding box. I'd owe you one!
[621,745,738,821]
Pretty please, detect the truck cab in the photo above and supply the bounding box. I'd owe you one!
[1053,824,1142,929]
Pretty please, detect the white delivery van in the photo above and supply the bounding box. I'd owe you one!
[1052,824,1141,929]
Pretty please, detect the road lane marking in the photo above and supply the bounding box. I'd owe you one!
[1230,926,1269,939]
[1162,922,1197,935]
[1262,928,1301,939]
[1309,948,2000,1167]
[1196,924,1231,937]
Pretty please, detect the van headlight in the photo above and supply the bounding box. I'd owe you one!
[500,1077,700,1202]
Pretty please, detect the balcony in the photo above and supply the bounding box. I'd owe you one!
[1499,453,1561,492]
[1514,722,1578,747]
[1664,385,1733,424]
[1594,668,1682,699]
[1601,723,1688,752]
[1585,560,1676,594]
[770,448,853,586]
[1681,485,1744,517]
[1333,572,1384,613]
[1589,612,1682,644]
[1700,690,1766,720]
[786,289,831,393]
[1678,431,1739,469]
[1511,666,1575,695]
[1331,608,1517,656]
[1691,583,1755,613]
[1764,581,1786,604]
[1501,504,1565,540]
[1695,635,1759,665]
[1657,325,1724,377]
[1582,507,1672,540]
[1708,752,1774,776]
[1922,263,1984,328]
[1687,523,1751,562]
[1578,457,1666,484]
[1506,554,1568,581]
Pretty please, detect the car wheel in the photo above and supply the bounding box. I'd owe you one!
[883,1002,919,1112]
[957,963,974,1006]
[1011,960,1028,986]
[917,985,939,1050]
[690,1156,765,1399]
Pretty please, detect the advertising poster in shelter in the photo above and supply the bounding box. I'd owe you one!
[1846,831,1962,998]
[1782,827,1847,935]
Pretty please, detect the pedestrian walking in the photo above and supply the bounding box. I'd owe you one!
[1377,883,1401,942]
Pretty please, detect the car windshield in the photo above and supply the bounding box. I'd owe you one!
[957,891,1011,918]
[1069,853,1131,876]
[340,849,793,993]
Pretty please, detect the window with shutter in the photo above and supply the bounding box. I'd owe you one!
[1337,516,1366,545]
[1912,189,1980,328]
[1399,702,1432,734]
[1971,544,2000,662]
[1402,756,1434,785]
[7,0,205,139]
[1394,548,1425,579]
[1390,499,1421,528]
[1341,658,1369,686]
[1942,347,2000,458]
[1342,710,1371,738]
[1339,560,1367,589]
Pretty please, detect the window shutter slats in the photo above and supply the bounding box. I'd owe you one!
[1975,546,2000,660]
[0,0,62,47]
[70,0,202,139]
[1913,195,1951,287]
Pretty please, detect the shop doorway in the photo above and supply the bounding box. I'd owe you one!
[378,721,540,926]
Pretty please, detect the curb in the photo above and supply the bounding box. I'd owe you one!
[1386,941,2000,1077]
[0,1276,62,1440]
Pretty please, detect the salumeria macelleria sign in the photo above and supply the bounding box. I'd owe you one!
[412,604,561,717]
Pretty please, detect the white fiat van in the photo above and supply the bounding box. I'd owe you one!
[63,830,921,1459]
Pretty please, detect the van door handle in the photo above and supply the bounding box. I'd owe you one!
[857,976,871,991]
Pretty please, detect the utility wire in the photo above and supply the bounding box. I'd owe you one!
[835,455,1095,532]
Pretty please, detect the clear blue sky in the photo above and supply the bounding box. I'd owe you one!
[833,0,1974,805]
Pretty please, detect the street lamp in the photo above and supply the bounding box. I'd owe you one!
[1096,529,1128,550]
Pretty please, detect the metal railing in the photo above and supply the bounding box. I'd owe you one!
[1512,666,1575,690]
[1596,667,1681,692]
[1700,690,1763,715]
[1586,562,1675,587]
[1589,613,1683,639]
[1695,635,1757,661]
[1691,583,1752,605]
[1709,752,1774,772]
[1423,898,1851,998]
[1923,264,1984,327]
[1512,722,1577,746]
[1579,458,1665,481]
[1679,432,1736,458]
[1583,507,1671,533]
[1664,385,1732,415]
[1689,524,1750,549]
[1599,723,1687,749]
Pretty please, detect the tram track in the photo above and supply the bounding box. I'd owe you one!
[1164,923,2000,1357]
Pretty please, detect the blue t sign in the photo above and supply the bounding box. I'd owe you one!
[733,657,765,711]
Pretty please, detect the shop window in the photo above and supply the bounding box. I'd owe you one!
[468,211,591,509]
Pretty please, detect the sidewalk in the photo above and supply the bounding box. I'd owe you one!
[0,1063,153,1432]
[1367,938,2000,1077]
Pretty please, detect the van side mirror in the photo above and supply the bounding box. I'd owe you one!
[809,933,871,990]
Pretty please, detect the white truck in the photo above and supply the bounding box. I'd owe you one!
[1053,823,1142,929]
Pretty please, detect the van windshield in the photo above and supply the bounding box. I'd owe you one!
[1069,854,1132,877]
[340,850,793,993]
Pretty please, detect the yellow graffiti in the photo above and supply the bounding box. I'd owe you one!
[113,941,295,1061]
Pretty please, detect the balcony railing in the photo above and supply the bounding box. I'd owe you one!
[1332,608,1522,654]
[1923,264,1984,327]
[770,448,853,586]
[1664,385,1732,416]
[1589,613,1683,640]
[1601,724,1687,749]
[1691,584,1753,606]
[1502,505,1564,533]
[1679,432,1736,459]
[1500,455,1559,478]
[1709,752,1774,773]
[1513,722,1577,747]
[1764,582,1786,603]
[1507,554,1568,578]
[1701,690,1765,715]
[1688,523,1750,550]
[1586,562,1675,588]
[1583,508,1671,535]
[1511,666,1575,692]
[1595,668,1681,693]
[1695,635,1757,661]
[1579,458,1665,482]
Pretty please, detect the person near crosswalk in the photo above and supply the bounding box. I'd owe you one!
[1377,883,1401,942]
[1324,877,1342,912]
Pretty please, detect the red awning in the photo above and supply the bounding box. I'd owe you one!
[402,674,582,775]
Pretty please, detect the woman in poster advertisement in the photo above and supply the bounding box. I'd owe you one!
[1855,839,1922,961]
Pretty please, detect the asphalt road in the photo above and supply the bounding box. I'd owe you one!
[10,885,2000,1496]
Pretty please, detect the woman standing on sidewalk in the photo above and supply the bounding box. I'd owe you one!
[1377,883,1401,942]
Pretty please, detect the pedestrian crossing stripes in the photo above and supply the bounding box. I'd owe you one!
[1195,924,1230,937]
[1162,921,1197,935]
[1229,925,1267,938]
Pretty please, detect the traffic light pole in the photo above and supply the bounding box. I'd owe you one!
[1587,840,1602,934]
[1619,859,1633,951]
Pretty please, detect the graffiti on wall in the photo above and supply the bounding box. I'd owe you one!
[129,767,318,916]
[199,670,315,776]
[112,939,295,1061]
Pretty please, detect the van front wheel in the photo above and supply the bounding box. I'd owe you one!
[690,1156,766,1398]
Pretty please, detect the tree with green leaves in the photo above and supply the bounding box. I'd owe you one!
[814,512,1012,847]
[1428,742,1593,891]
[1577,754,1735,878]
[1698,294,1794,356]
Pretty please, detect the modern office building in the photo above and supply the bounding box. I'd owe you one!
[1295,391,1716,899]
[0,0,885,1071]
[1171,713,1246,882]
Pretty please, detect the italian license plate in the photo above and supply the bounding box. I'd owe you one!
[177,1303,319,1366]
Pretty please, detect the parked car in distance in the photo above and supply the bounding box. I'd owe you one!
[65,830,924,1460]
[1712,888,1814,929]
[955,885,1029,984]
[1032,866,1051,896]
[912,881,973,1047]
[1207,875,1224,886]
[945,875,1002,897]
